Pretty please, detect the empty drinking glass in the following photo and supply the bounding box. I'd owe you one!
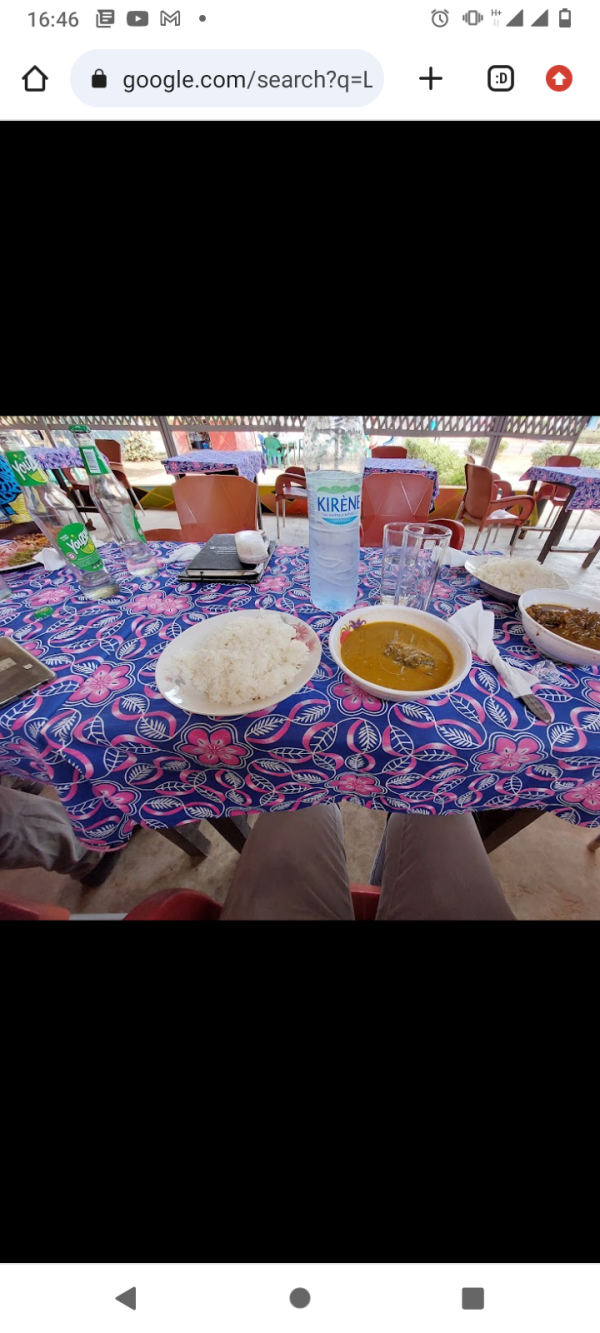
[380,522,450,611]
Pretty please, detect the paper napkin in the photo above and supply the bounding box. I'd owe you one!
[448,599,541,699]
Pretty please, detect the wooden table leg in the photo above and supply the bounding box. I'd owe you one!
[538,487,575,562]
[161,823,213,859]
[207,816,252,852]
[582,532,600,570]
[474,808,545,853]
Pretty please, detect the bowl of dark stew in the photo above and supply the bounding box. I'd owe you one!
[329,606,472,701]
[519,589,600,666]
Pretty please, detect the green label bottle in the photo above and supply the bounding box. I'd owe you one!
[4,449,49,487]
[56,523,104,571]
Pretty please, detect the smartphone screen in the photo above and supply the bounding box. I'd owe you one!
[0,0,594,118]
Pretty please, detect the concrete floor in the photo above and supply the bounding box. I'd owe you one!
[1,506,599,920]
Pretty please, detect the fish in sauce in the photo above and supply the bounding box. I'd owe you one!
[528,604,600,651]
[341,621,454,692]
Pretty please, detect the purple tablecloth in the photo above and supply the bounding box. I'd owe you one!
[1,542,599,848]
[163,451,265,483]
[364,457,440,500]
[521,465,600,511]
[31,446,83,470]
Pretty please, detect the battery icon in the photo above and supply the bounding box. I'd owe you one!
[462,8,484,20]
[559,7,571,24]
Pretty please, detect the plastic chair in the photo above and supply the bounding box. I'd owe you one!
[144,526,187,541]
[361,473,435,547]
[124,886,381,920]
[173,474,260,544]
[275,467,308,538]
[431,518,466,550]
[0,895,70,921]
[532,454,582,539]
[370,445,408,459]
[95,439,144,510]
[456,465,536,551]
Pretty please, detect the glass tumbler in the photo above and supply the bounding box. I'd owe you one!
[380,522,451,611]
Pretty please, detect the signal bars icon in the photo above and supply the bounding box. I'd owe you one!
[463,8,484,21]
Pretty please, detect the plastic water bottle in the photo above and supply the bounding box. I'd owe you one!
[74,431,159,578]
[303,415,368,613]
[2,448,121,599]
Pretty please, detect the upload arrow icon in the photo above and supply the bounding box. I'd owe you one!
[546,64,572,90]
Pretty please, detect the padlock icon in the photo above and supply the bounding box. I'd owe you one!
[91,68,107,87]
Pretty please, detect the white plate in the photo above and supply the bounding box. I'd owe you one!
[465,556,569,605]
[329,605,472,702]
[155,609,322,716]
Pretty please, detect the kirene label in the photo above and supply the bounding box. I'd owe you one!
[132,509,147,543]
[316,482,361,526]
[81,445,111,476]
[4,450,49,487]
[56,523,104,571]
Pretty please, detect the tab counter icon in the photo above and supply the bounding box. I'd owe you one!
[488,63,514,88]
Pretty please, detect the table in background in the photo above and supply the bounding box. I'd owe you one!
[363,457,440,500]
[521,464,600,566]
[163,451,265,483]
[31,446,84,470]
[0,543,599,854]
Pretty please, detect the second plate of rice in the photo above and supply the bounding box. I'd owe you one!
[155,610,322,716]
[464,556,569,604]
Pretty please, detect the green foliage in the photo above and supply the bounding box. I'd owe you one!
[123,433,158,462]
[532,443,600,468]
[469,437,508,456]
[404,439,466,487]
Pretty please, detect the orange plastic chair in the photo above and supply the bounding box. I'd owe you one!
[370,445,408,459]
[124,886,381,920]
[0,896,70,921]
[95,439,143,509]
[456,465,536,551]
[275,467,308,537]
[431,518,466,550]
[361,473,435,547]
[144,527,187,541]
[173,474,260,544]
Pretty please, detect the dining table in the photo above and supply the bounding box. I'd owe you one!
[30,446,84,471]
[162,451,265,484]
[363,457,440,500]
[521,465,600,566]
[0,542,599,862]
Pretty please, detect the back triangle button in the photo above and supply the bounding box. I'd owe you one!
[116,1291,137,1312]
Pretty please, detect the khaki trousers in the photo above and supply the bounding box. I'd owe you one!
[220,806,515,921]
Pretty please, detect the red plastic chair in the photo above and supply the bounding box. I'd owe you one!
[173,474,260,543]
[143,527,187,541]
[456,465,536,551]
[275,467,308,538]
[124,886,380,920]
[535,454,582,506]
[0,896,70,921]
[431,518,466,550]
[370,445,408,459]
[361,473,434,547]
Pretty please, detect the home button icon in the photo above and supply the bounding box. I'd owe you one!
[22,65,48,91]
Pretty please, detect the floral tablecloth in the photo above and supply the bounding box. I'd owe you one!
[364,458,440,500]
[521,465,600,512]
[31,446,84,470]
[163,451,265,483]
[0,542,599,850]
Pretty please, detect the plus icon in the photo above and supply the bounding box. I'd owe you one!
[419,66,443,88]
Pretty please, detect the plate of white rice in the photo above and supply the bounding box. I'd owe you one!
[155,610,322,716]
[464,556,569,605]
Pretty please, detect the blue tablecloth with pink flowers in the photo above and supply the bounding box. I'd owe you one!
[521,465,600,511]
[0,541,599,849]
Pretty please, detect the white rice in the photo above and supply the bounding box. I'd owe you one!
[174,613,310,708]
[475,557,566,594]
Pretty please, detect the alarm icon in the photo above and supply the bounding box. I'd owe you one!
[432,9,450,25]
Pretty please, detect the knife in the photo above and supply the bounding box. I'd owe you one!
[522,694,552,722]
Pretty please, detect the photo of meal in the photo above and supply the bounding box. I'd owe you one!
[340,620,454,693]
[0,532,50,570]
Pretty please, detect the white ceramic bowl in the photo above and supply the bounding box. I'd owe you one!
[519,589,600,667]
[328,605,472,702]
